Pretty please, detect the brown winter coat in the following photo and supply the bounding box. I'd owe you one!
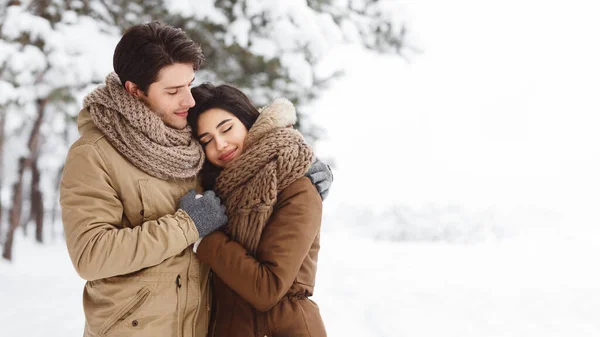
[196,176,325,337]
[60,108,211,337]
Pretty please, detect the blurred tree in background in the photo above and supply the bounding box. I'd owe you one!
[0,0,413,260]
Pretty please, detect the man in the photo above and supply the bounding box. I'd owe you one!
[60,21,332,337]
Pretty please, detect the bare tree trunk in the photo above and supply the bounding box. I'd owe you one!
[51,164,64,242]
[2,99,46,260]
[21,194,29,237]
[29,99,46,243]
[2,158,26,261]
[31,160,43,243]
[0,113,5,243]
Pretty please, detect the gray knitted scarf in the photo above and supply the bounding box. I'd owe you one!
[215,98,313,255]
[84,72,204,180]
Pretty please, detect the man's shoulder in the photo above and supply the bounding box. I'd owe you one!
[67,124,122,169]
[71,127,105,148]
[68,129,115,162]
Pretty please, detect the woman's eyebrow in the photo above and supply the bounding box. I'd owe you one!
[198,119,232,139]
[216,119,232,128]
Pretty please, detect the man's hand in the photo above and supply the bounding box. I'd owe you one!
[178,190,227,237]
[306,157,333,200]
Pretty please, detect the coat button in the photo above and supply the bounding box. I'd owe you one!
[176,274,182,288]
[132,320,138,327]
[140,209,144,216]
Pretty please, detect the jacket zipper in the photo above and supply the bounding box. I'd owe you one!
[176,274,182,337]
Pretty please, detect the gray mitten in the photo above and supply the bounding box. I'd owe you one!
[178,190,228,237]
[306,157,333,200]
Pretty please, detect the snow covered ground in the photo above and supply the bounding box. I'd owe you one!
[1,227,599,337]
[316,229,600,337]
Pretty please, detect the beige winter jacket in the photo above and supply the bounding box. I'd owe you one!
[60,108,211,337]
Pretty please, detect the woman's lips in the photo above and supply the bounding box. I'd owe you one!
[219,148,237,161]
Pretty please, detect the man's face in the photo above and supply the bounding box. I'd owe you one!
[139,63,196,130]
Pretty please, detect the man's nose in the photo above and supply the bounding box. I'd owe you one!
[182,89,195,108]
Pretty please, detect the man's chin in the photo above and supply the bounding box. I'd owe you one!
[164,120,189,130]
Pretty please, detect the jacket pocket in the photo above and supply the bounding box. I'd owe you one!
[98,286,153,336]
[138,179,155,221]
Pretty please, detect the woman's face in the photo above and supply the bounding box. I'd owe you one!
[196,108,248,168]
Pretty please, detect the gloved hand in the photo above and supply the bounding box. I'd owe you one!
[306,157,333,200]
[178,190,228,237]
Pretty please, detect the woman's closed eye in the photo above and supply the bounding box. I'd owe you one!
[199,125,232,146]
[200,137,213,146]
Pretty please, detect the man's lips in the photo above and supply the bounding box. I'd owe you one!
[175,111,188,118]
[219,148,237,161]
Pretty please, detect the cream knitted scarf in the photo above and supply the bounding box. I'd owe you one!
[215,98,313,255]
[84,73,204,180]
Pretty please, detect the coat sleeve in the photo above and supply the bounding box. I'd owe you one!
[195,177,322,311]
[60,144,199,281]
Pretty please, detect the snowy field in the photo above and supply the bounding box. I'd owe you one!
[1,227,599,337]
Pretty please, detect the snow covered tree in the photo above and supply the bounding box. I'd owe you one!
[165,0,411,139]
[0,0,119,260]
[0,0,412,260]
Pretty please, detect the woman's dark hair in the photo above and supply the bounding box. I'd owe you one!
[188,83,260,190]
[113,21,204,94]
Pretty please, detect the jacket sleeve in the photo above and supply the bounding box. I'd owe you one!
[196,177,322,311]
[60,144,199,281]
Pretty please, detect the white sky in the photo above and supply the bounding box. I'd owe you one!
[312,0,600,229]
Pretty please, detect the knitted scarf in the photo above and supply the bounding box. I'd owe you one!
[215,98,313,255]
[84,72,204,180]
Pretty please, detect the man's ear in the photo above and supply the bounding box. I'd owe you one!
[124,81,144,98]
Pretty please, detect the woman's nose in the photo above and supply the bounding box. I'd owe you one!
[215,137,228,150]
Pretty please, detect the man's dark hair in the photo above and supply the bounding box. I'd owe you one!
[188,83,260,190]
[113,21,204,94]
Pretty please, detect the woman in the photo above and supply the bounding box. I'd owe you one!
[187,83,327,337]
